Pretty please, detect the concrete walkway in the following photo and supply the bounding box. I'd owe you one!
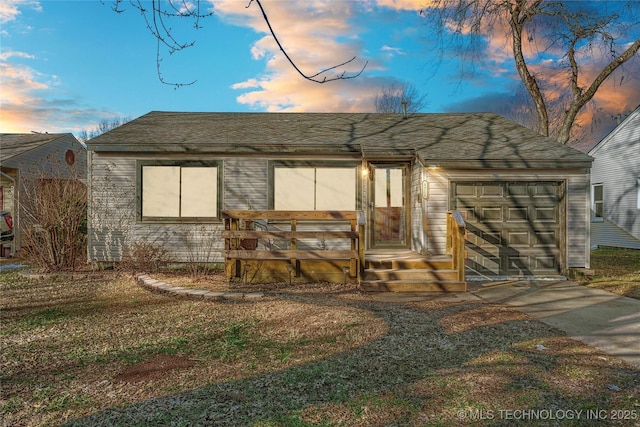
[471,280,640,369]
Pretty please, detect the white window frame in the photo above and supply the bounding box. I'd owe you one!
[591,183,604,221]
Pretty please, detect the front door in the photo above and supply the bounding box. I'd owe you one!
[370,164,409,248]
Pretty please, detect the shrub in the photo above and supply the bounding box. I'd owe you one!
[20,160,87,272]
[120,242,172,273]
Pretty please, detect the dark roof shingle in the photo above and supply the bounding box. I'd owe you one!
[86,111,593,168]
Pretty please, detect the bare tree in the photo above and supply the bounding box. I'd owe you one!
[375,83,428,114]
[108,0,367,86]
[421,0,640,144]
[78,116,130,143]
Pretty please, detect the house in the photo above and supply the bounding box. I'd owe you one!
[0,133,87,256]
[588,106,640,250]
[86,111,593,289]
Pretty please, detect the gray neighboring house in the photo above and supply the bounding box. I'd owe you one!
[0,133,87,256]
[588,106,640,250]
[86,111,594,279]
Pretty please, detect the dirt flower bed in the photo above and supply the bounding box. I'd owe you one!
[1,268,639,427]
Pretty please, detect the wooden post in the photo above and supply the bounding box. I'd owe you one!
[224,216,234,281]
[349,218,357,278]
[357,211,366,279]
[290,219,297,276]
[449,211,466,282]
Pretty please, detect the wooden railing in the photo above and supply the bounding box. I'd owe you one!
[446,210,467,282]
[221,210,365,282]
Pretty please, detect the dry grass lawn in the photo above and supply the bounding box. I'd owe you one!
[581,247,640,300]
[2,264,639,426]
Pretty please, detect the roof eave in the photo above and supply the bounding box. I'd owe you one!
[86,143,363,155]
[420,159,593,169]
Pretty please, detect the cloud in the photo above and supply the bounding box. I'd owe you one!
[375,0,436,11]
[0,52,116,134]
[381,45,405,55]
[214,0,424,112]
[214,1,383,112]
[0,0,40,24]
[0,1,124,135]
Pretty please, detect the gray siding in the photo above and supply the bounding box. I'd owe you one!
[589,108,640,248]
[89,154,359,262]
[88,153,225,263]
[89,150,591,272]
[223,159,269,210]
[422,169,590,271]
[423,167,449,255]
[591,218,640,250]
[566,173,590,268]
[410,159,424,253]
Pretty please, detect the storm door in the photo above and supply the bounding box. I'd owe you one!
[370,164,409,248]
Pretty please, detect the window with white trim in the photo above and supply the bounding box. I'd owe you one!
[273,164,358,210]
[592,183,603,219]
[139,162,220,221]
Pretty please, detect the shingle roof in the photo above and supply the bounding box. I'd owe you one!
[0,133,78,162]
[86,111,593,168]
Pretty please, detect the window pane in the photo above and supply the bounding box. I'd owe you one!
[275,168,314,210]
[316,168,356,210]
[595,202,603,218]
[181,167,217,217]
[390,168,403,207]
[374,169,388,208]
[593,184,603,218]
[375,168,404,207]
[594,184,603,201]
[143,166,180,217]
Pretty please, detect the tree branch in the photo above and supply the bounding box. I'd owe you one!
[509,0,549,137]
[249,0,367,83]
[557,36,640,144]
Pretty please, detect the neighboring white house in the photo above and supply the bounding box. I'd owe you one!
[588,106,640,250]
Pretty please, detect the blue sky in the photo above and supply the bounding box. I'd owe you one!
[1,0,638,147]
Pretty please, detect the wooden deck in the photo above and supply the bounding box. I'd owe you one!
[221,210,467,292]
[221,210,363,284]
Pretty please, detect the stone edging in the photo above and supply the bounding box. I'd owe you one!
[135,273,264,300]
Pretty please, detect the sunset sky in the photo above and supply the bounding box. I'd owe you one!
[1,0,639,149]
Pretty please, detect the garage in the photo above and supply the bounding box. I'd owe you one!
[451,181,563,277]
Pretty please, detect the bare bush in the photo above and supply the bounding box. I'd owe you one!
[120,242,172,273]
[180,225,222,279]
[20,157,87,272]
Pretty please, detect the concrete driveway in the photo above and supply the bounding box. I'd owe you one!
[471,280,640,369]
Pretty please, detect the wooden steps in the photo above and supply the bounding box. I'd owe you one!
[361,250,467,292]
